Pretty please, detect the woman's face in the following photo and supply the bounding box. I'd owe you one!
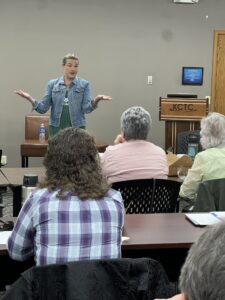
[63,58,79,80]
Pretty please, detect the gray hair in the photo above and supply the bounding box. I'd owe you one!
[200,112,225,149]
[179,222,225,300]
[120,106,152,141]
[62,53,79,65]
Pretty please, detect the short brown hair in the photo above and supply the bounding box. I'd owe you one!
[62,53,79,65]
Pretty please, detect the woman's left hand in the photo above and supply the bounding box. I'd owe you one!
[95,95,112,101]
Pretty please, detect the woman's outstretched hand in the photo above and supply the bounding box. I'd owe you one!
[92,94,112,108]
[14,89,34,105]
[95,95,112,101]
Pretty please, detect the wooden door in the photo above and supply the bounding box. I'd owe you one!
[211,30,225,113]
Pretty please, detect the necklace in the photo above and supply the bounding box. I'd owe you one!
[64,89,69,104]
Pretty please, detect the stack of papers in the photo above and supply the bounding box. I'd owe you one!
[185,212,225,226]
[122,236,130,242]
[0,231,12,244]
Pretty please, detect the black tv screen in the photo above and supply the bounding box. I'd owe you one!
[167,93,198,98]
[182,67,203,86]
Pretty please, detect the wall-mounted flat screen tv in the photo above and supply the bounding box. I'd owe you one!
[182,67,203,85]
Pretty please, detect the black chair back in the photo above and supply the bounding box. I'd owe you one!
[112,179,181,214]
[151,179,181,213]
[194,178,225,212]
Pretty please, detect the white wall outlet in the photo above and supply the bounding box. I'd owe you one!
[1,155,7,165]
[147,75,153,85]
[205,95,211,104]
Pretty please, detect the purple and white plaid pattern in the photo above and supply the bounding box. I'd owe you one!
[7,188,124,265]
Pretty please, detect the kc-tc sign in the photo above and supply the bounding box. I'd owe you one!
[170,103,197,112]
[159,98,208,121]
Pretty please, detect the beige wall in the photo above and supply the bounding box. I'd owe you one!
[1,0,225,166]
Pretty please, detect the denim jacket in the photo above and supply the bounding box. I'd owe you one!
[33,76,94,128]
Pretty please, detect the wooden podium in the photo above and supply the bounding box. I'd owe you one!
[159,97,209,152]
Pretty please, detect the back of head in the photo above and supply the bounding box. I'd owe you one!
[120,106,152,141]
[179,222,225,300]
[42,127,109,199]
[200,112,225,149]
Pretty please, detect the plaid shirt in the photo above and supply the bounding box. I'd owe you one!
[7,188,124,266]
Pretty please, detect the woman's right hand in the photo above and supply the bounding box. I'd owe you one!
[114,134,125,145]
[14,89,34,105]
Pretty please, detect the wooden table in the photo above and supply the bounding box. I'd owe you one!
[21,139,109,167]
[0,168,45,186]
[0,213,205,253]
[0,213,206,287]
[123,213,205,249]
[122,213,206,281]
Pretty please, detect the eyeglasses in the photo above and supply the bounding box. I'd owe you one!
[0,219,14,231]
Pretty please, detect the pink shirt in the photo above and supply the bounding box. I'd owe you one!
[101,140,168,183]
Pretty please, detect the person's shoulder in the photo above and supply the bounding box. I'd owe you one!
[30,187,53,204]
[144,141,166,154]
[206,145,225,154]
[196,147,225,162]
[20,187,48,212]
[106,188,123,203]
[47,77,63,86]
[75,76,90,87]
[75,76,89,84]
[107,143,124,151]
[102,143,125,157]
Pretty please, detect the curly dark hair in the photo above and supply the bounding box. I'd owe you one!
[39,127,110,199]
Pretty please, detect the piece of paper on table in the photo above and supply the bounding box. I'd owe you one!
[0,231,12,244]
[122,236,130,242]
[185,212,225,226]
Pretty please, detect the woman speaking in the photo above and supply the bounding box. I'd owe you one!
[15,53,112,138]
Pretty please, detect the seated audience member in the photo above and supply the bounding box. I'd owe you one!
[7,128,124,266]
[179,112,225,209]
[101,106,168,183]
[155,221,225,300]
